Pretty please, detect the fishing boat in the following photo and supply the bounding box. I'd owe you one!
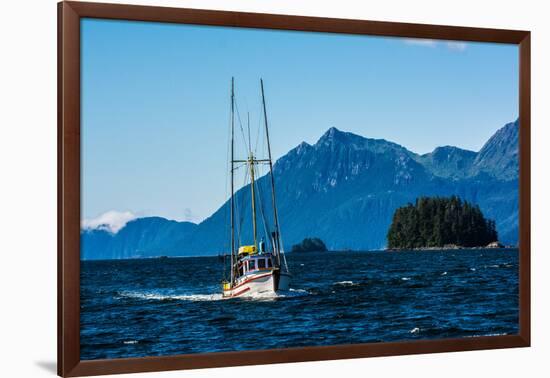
[222,78,291,298]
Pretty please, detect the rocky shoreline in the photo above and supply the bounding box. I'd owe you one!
[386,241,517,252]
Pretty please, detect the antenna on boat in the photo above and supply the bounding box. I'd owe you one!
[230,77,236,285]
[260,78,282,267]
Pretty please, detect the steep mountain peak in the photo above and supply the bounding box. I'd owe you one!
[276,141,312,166]
[314,127,408,155]
[296,141,312,152]
[476,119,518,158]
[317,126,347,144]
[472,119,519,180]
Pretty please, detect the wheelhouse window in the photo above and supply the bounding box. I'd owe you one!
[249,260,256,271]
[267,258,273,268]
[258,259,266,269]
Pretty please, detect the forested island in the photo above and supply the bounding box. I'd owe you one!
[291,238,328,252]
[387,196,499,249]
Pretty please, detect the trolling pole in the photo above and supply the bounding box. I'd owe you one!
[260,79,282,266]
[230,77,236,285]
[247,112,258,249]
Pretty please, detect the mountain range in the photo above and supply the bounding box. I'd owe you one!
[81,119,519,260]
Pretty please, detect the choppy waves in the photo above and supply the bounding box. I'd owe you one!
[81,249,519,360]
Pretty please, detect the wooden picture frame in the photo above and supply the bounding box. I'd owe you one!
[58,1,531,376]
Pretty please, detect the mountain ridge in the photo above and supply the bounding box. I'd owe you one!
[81,120,519,259]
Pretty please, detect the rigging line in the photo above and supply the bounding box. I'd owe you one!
[230,77,235,284]
[222,89,232,281]
[234,188,242,248]
[254,99,262,155]
[281,249,289,271]
[260,79,285,270]
[259,167,272,246]
[245,101,254,156]
[268,166,289,270]
[247,112,252,155]
[254,128,261,156]
[232,163,247,170]
[236,166,249,246]
[269,171,289,270]
[255,175,271,250]
[233,167,247,249]
[256,94,267,165]
[234,100,248,155]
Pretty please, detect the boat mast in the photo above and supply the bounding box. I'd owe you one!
[230,77,236,284]
[249,155,258,249]
[247,113,258,249]
[260,79,282,265]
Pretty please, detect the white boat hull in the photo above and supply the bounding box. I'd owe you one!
[223,269,291,298]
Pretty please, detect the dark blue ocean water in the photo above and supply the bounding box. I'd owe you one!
[80,249,519,360]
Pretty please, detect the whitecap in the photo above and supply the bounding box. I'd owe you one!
[268,288,309,299]
[470,268,476,272]
[465,332,507,338]
[123,340,138,345]
[245,291,282,300]
[335,280,355,286]
[441,271,448,276]
[289,288,308,293]
[410,327,420,334]
[401,277,411,281]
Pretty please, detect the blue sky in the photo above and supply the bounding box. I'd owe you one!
[81,18,518,224]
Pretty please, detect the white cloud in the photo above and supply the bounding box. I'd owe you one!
[445,41,468,51]
[403,38,438,47]
[81,210,137,234]
[403,38,468,52]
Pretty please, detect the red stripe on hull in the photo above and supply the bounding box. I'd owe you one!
[225,287,250,298]
[228,272,272,290]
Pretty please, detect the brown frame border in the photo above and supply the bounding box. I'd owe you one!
[58,1,531,376]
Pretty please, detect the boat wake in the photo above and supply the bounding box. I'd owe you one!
[284,288,309,297]
[117,288,309,302]
[117,291,224,302]
[236,288,309,301]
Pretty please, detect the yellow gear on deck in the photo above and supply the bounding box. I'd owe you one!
[238,245,257,255]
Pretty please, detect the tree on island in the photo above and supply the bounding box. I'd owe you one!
[387,196,498,249]
[291,237,328,252]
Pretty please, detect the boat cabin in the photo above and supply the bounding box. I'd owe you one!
[237,253,274,277]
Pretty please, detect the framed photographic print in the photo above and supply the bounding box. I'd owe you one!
[58,1,530,376]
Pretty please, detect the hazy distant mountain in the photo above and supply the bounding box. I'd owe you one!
[81,217,197,260]
[81,120,519,259]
